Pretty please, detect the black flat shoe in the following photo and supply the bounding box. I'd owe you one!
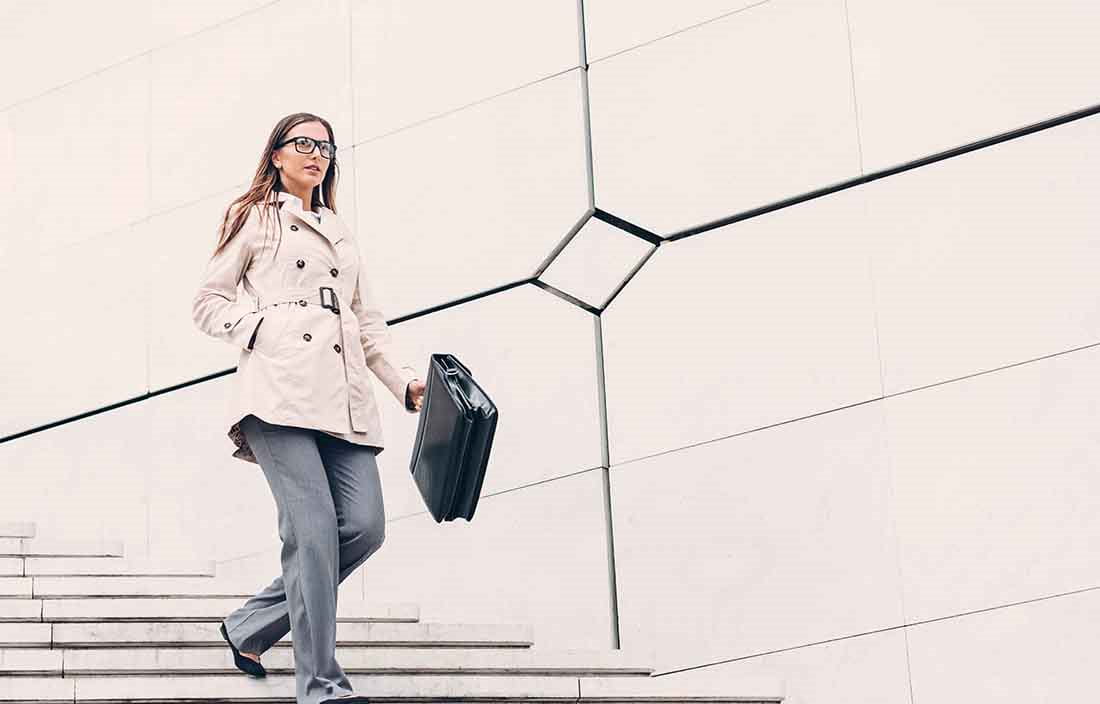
[320,695,371,704]
[219,622,267,678]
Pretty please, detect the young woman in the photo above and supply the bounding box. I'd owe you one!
[192,112,426,704]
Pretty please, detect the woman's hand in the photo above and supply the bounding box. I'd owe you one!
[406,378,427,412]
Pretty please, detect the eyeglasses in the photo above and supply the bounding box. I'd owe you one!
[276,136,337,159]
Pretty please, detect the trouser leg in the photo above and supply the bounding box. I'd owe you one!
[317,430,388,585]
[222,416,387,699]
[227,414,351,704]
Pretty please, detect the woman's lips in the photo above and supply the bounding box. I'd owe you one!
[305,166,320,173]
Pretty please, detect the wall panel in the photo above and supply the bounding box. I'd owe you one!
[632,630,911,704]
[866,114,1100,394]
[354,70,588,317]
[602,185,879,464]
[583,0,760,63]
[4,57,149,259]
[365,470,613,650]
[0,225,148,435]
[588,0,860,235]
[849,0,1100,172]
[885,346,1100,624]
[907,589,1100,703]
[351,0,579,141]
[610,401,903,669]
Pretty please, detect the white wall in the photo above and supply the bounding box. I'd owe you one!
[3,0,1099,699]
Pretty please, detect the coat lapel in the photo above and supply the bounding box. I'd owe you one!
[270,190,345,246]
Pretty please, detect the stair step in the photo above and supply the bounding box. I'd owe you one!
[0,523,35,539]
[0,677,71,703]
[32,576,260,599]
[0,601,40,621]
[22,558,215,577]
[0,579,31,599]
[0,598,417,623]
[2,647,654,676]
[0,648,62,675]
[0,624,50,647]
[0,674,783,702]
[41,622,533,648]
[0,559,21,577]
[0,539,124,558]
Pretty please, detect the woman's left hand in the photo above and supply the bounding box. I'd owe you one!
[407,378,426,412]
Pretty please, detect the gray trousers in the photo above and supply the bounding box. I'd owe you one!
[222,413,387,704]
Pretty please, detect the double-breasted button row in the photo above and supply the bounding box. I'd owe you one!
[292,336,339,352]
[291,258,338,277]
[290,224,299,231]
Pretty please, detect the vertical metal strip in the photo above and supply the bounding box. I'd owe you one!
[577,0,596,211]
[594,315,621,649]
[580,0,620,651]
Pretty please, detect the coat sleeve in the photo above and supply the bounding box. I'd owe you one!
[349,264,420,413]
[191,208,264,351]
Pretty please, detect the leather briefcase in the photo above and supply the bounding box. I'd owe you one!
[408,354,498,522]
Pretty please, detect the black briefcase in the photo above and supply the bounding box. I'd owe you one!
[409,354,498,522]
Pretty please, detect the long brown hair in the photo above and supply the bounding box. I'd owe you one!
[212,112,340,259]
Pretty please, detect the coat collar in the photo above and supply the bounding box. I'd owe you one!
[268,189,344,246]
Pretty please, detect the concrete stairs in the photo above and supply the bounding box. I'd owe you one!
[0,522,781,703]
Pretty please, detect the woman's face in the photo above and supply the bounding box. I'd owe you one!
[272,121,333,195]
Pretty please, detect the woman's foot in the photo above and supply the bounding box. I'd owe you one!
[219,622,267,678]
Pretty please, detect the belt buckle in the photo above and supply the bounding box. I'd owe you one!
[319,286,339,314]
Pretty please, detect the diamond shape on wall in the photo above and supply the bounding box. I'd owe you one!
[539,212,657,310]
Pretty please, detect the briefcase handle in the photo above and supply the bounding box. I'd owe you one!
[436,353,472,378]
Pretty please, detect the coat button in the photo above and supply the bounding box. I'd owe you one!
[296,259,305,268]
[290,224,299,231]
[334,344,342,353]
[298,299,306,306]
[223,322,231,328]
[330,268,338,277]
[303,333,312,341]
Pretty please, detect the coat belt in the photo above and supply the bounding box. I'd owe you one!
[257,286,341,314]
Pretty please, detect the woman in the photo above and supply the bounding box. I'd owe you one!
[191,112,426,704]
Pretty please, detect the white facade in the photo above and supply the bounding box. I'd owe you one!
[2,1,1099,701]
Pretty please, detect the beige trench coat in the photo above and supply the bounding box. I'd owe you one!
[191,189,419,464]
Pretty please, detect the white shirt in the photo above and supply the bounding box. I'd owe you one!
[279,191,324,223]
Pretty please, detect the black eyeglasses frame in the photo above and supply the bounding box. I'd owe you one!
[275,136,338,159]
